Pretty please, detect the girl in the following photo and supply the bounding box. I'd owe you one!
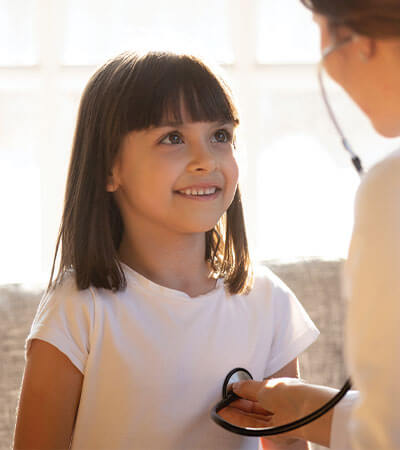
[13,51,319,450]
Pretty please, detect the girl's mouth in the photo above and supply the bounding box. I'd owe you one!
[174,187,221,200]
[178,187,217,196]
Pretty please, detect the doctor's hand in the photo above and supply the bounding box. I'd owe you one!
[232,377,338,447]
[218,396,274,429]
[217,383,307,448]
[231,378,307,437]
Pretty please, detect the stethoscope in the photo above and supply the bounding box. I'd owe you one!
[318,36,364,176]
[211,368,352,436]
[211,38,362,437]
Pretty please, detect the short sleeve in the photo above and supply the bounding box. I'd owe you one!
[264,279,319,377]
[25,276,94,374]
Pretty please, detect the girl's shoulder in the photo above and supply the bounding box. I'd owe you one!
[28,273,95,374]
[48,272,92,299]
[245,264,319,341]
[37,272,95,319]
[247,263,296,303]
[252,263,293,289]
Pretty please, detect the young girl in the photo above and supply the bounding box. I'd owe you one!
[13,51,319,450]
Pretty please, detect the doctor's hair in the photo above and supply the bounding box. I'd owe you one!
[301,0,400,38]
[49,51,253,296]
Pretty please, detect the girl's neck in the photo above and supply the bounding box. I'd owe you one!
[118,228,216,298]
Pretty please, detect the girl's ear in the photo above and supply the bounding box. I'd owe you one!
[106,178,118,192]
[106,163,121,192]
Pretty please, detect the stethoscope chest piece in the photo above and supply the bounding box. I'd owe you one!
[221,367,253,399]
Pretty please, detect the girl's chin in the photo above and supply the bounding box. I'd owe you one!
[178,223,221,235]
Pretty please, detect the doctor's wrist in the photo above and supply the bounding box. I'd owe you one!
[296,383,338,446]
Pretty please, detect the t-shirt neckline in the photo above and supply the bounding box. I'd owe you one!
[120,261,225,301]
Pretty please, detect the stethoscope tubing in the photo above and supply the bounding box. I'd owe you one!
[318,37,364,176]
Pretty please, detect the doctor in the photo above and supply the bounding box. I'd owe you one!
[225,1,400,449]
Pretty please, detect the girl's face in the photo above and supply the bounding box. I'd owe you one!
[108,108,239,236]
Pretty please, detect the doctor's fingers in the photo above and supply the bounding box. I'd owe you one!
[231,380,264,402]
[218,406,273,428]
[229,398,273,416]
[233,377,305,412]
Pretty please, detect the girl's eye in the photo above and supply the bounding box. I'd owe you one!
[160,132,183,145]
[211,129,232,144]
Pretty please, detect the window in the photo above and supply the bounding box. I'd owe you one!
[256,0,320,63]
[62,0,233,65]
[0,0,38,66]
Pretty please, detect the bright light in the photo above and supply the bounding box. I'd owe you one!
[255,134,360,260]
[0,163,43,284]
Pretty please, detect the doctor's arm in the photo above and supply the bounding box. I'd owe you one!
[259,358,311,450]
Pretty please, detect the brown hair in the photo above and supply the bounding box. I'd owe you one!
[50,51,253,295]
[301,0,400,38]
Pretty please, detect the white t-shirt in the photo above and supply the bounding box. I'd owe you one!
[26,264,319,450]
[331,149,400,450]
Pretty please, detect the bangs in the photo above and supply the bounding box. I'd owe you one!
[123,53,239,131]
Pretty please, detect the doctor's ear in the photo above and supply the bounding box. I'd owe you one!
[353,35,376,61]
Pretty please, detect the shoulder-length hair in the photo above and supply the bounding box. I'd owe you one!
[50,51,253,296]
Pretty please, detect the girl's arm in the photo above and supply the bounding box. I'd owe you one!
[260,358,310,450]
[13,339,83,450]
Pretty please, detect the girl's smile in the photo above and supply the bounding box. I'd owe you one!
[175,183,221,199]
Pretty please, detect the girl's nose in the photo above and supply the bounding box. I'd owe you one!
[186,141,217,173]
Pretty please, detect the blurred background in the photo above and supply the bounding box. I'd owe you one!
[1,0,399,285]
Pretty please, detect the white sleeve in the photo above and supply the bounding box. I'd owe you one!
[344,153,400,449]
[330,390,360,450]
[264,279,320,377]
[25,276,94,374]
